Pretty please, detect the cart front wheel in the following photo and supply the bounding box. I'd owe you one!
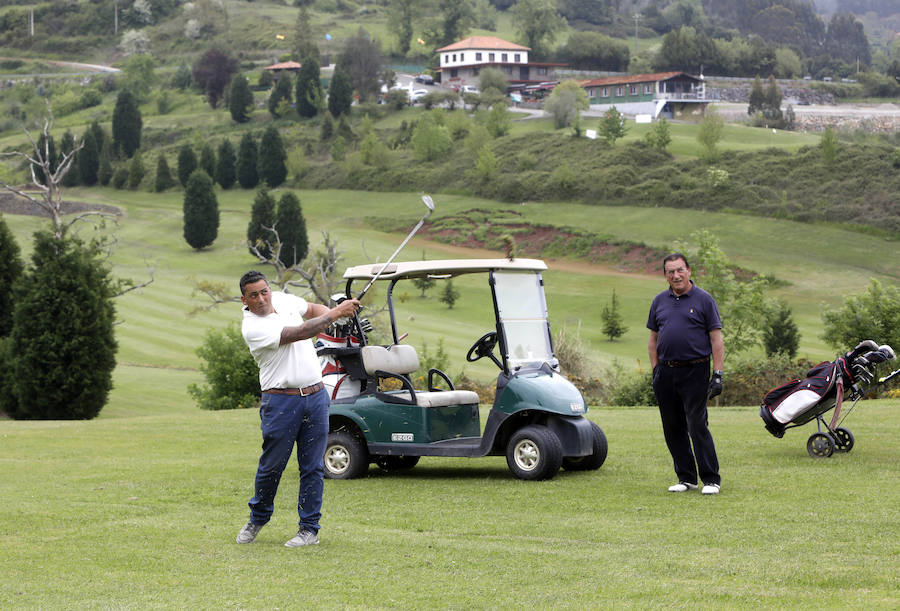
[832,427,854,453]
[562,421,608,471]
[807,432,835,458]
[375,455,420,472]
[324,431,369,479]
[506,425,563,480]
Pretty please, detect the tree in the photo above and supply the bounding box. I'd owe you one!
[77,128,100,186]
[183,170,219,250]
[60,131,79,187]
[5,231,117,419]
[439,279,460,308]
[268,74,293,117]
[112,89,142,158]
[0,215,24,337]
[748,75,765,116]
[237,132,259,189]
[296,56,323,118]
[431,0,475,48]
[188,323,260,410]
[192,48,238,109]
[559,31,630,71]
[215,139,236,189]
[645,118,672,150]
[228,73,254,123]
[33,133,57,187]
[155,154,175,192]
[598,106,628,146]
[763,300,799,358]
[485,103,511,138]
[821,126,839,167]
[247,187,277,259]
[172,62,192,90]
[199,141,216,178]
[822,279,900,352]
[478,67,508,96]
[411,112,453,162]
[825,12,871,67]
[337,28,385,102]
[120,54,156,103]
[127,149,145,189]
[98,138,113,186]
[274,191,309,268]
[601,289,627,341]
[696,109,724,162]
[327,65,353,117]
[292,6,319,63]
[511,0,567,58]
[258,126,288,188]
[388,0,417,55]
[762,75,783,126]
[177,144,198,187]
[543,80,589,129]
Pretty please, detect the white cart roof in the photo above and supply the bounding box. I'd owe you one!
[343,258,548,281]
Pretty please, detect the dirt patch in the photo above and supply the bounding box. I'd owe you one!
[0,192,121,218]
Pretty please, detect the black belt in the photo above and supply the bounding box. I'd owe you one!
[263,382,324,396]
[662,357,709,368]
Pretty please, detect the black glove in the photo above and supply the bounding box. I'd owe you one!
[708,371,723,399]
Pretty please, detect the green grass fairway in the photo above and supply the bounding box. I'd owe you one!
[2,385,898,608]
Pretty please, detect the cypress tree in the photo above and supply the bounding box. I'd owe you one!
[601,289,628,341]
[228,73,254,123]
[328,65,353,117]
[6,231,117,419]
[77,128,99,186]
[247,187,276,259]
[155,154,175,192]
[237,132,259,189]
[183,170,219,250]
[268,75,293,117]
[89,120,106,154]
[60,130,79,187]
[296,55,323,118]
[215,139,236,189]
[98,138,114,186]
[34,133,57,186]
[127,150,145,189]
[199,141,216,178]
[274,191,308,268]
[258,126,287,188]
[177,144,197,187]
[112,89,142,158]
[0,215,24,337]
[748,76,765,116]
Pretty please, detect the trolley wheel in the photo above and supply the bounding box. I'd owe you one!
[807,432,836,458]
[832,427,854,453]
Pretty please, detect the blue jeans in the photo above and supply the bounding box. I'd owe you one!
[248,389,329,533]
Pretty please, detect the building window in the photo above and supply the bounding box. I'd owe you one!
[514,54,520,62]
[473,67,480,76]
[644,84,652,94]
[460,53,464,62]
[615,86,623,96]
[502,53,508,62]
[442,55,447,64]
[489,52,495,62]
[629,85,637,95]
[503,66,512,74]
[450,69,458,78]
[537,67,547,76]
[452,54,456,62]
[601,87,609,97]
[476,52,482,61]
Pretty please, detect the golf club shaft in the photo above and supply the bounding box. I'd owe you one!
[356,217,426,300]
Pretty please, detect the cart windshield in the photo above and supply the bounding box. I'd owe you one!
[493,271,553,371]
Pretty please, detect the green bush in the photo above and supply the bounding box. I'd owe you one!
[188,323,260,410]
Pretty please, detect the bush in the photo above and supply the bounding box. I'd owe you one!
[188,323,260,410]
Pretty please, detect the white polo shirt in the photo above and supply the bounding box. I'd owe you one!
[242,291,322,391]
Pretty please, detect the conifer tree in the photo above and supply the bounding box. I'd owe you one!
[112,89,142,158]
[258,126,287,188]
[127,149,145,189]
[60,131,79,187]
[439,279,460,309]
[228,73,254,123]
[98,138,114,186]
[748,75,766,116]
[247,187,276,259]
[183,171,219,250]
[0,215,24,337]
[177,144,197,187]
[274,191,308,268]
[296,55,323,118]
[77,128,100,186]
[328,65,353,117]
[763,300,799,359]
[155,154,174,192]
[268,75,293,117]
[215,139,236,189]
[237,132,260,189]
[199,141,216,179]
[34,133,57,186]
[601,289,628,341]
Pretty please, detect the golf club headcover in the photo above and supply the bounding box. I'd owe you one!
[878,344,896,360]
[847,339,878,359]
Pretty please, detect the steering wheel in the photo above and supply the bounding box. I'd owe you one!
[467,331,499,362]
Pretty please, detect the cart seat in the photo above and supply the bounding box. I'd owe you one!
[391,390,481,408]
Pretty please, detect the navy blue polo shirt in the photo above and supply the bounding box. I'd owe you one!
[647,282,722,362]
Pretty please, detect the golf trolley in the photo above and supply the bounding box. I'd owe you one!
[759,340,897,458]
[316,257,607,481]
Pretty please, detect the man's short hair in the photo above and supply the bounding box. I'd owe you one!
[662,253,690,271]
[240,270,268,295]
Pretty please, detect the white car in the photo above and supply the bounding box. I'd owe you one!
[460,85,480,94]
[410,89,429,103]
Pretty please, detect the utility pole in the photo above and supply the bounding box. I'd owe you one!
[114,1,118,35]
[633,13,641,55]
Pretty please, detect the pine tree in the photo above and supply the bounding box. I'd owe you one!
[748,75,766,116]
[177,144,197,187]
[320,111,335,141]
[268,75,293,117]
[199,141,216,178]
[60,131,79,187]
[34,133,57,186]
[155,154,174,192]
[112,89,142,158]
[601,289,628,341]
[327,65,353,117]
[274,191,308,268]
[247,187,276,259]
[6,231,117,419]
[215,139,236,189]
[763,300,800,359]
[0,215,24,337]
[77,128,99,186]
[237,132,259,189]
[439,279,460,309]
[296,55,323,118]
[183,170,220,250]
[127,149,145,189]
[292,6,319,63]
[228,73,254,123]
[98,138,114,186]
[763,74,783,126]
[258,126,287,188]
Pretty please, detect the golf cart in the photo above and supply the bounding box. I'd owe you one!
[318,258,607,481]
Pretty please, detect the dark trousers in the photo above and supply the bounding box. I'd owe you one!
[652,362,720,486]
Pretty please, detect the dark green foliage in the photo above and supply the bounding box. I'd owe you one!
[199,142,216,178]
[155,154,174,192]
[112,90,142,158]
[0,215,24,337]
[296,56,323,118]
[192,48,238,109]
[98,138,113,186]
[763,300,799,359]
[183,171,219,250]
[268,75,293,117]
[337,27,384,102]
[215,139,236,189]
[327,65,353,117]
[601,288,628,341]
[274,191,309,267]
[5,232,117,420]
[292,6,319,64]
[34,133,57,186]
[822,279,900,352]
[237,133,259,189]
[127,150,145,189]
[172,62,192,90]
[77,128,99,186]
[177,144,197,188]
[558,31,630,71]
[187,323,260,410]
[60,131,78,187]
[112,166,129,189]
[248,188,276,259]
[320,111,335,141]
[258,126,287,188]
[748,76,765,116]
[228,73,254,123]
[439,279,459,309]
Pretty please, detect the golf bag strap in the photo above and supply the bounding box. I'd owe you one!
[829,376,844,431]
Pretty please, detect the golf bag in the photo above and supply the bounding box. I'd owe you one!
[315,294,374,400]
[759,340,896,457]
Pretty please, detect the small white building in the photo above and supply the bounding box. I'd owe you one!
[435,36,562,90]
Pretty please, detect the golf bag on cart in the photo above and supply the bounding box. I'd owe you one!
[759,340,896,457]
[314,294,374,400]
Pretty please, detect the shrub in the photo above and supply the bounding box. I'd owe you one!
[188,323,260,410]
[182,170,219,250]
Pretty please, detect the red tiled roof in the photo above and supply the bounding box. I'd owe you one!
[578,71,698,87]
[264,61,302,71]
[437,36,530,52]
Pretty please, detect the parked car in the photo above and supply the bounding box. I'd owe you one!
[460,85,480,94]
[414,74,434,85]
[409,89,429,103]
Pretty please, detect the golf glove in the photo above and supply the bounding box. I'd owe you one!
[708,371,723,399]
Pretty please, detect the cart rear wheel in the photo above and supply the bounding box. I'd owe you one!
[562,421,608,471]
[324,431,369,479]
[375,455,420,472]
[832,427,854,453]
[506,425,563,480]
[807,432,836,458]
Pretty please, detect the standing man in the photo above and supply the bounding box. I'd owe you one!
[236,270,360,546]
[647,254,725,495]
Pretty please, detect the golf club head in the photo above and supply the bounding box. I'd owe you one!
[422,195,435,217]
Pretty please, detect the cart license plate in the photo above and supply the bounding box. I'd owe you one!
[570,402,584,414]
[391,433,414,442]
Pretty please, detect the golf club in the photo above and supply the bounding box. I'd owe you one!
[356,195,434,301]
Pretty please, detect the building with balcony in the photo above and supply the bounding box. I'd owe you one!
[435,36,564,89]
[579,71,711,119]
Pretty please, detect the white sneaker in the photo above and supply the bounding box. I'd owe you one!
[701,483,721,495]
[236,521,264,544]
[668,482,699,492]
[285,529,320,548]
